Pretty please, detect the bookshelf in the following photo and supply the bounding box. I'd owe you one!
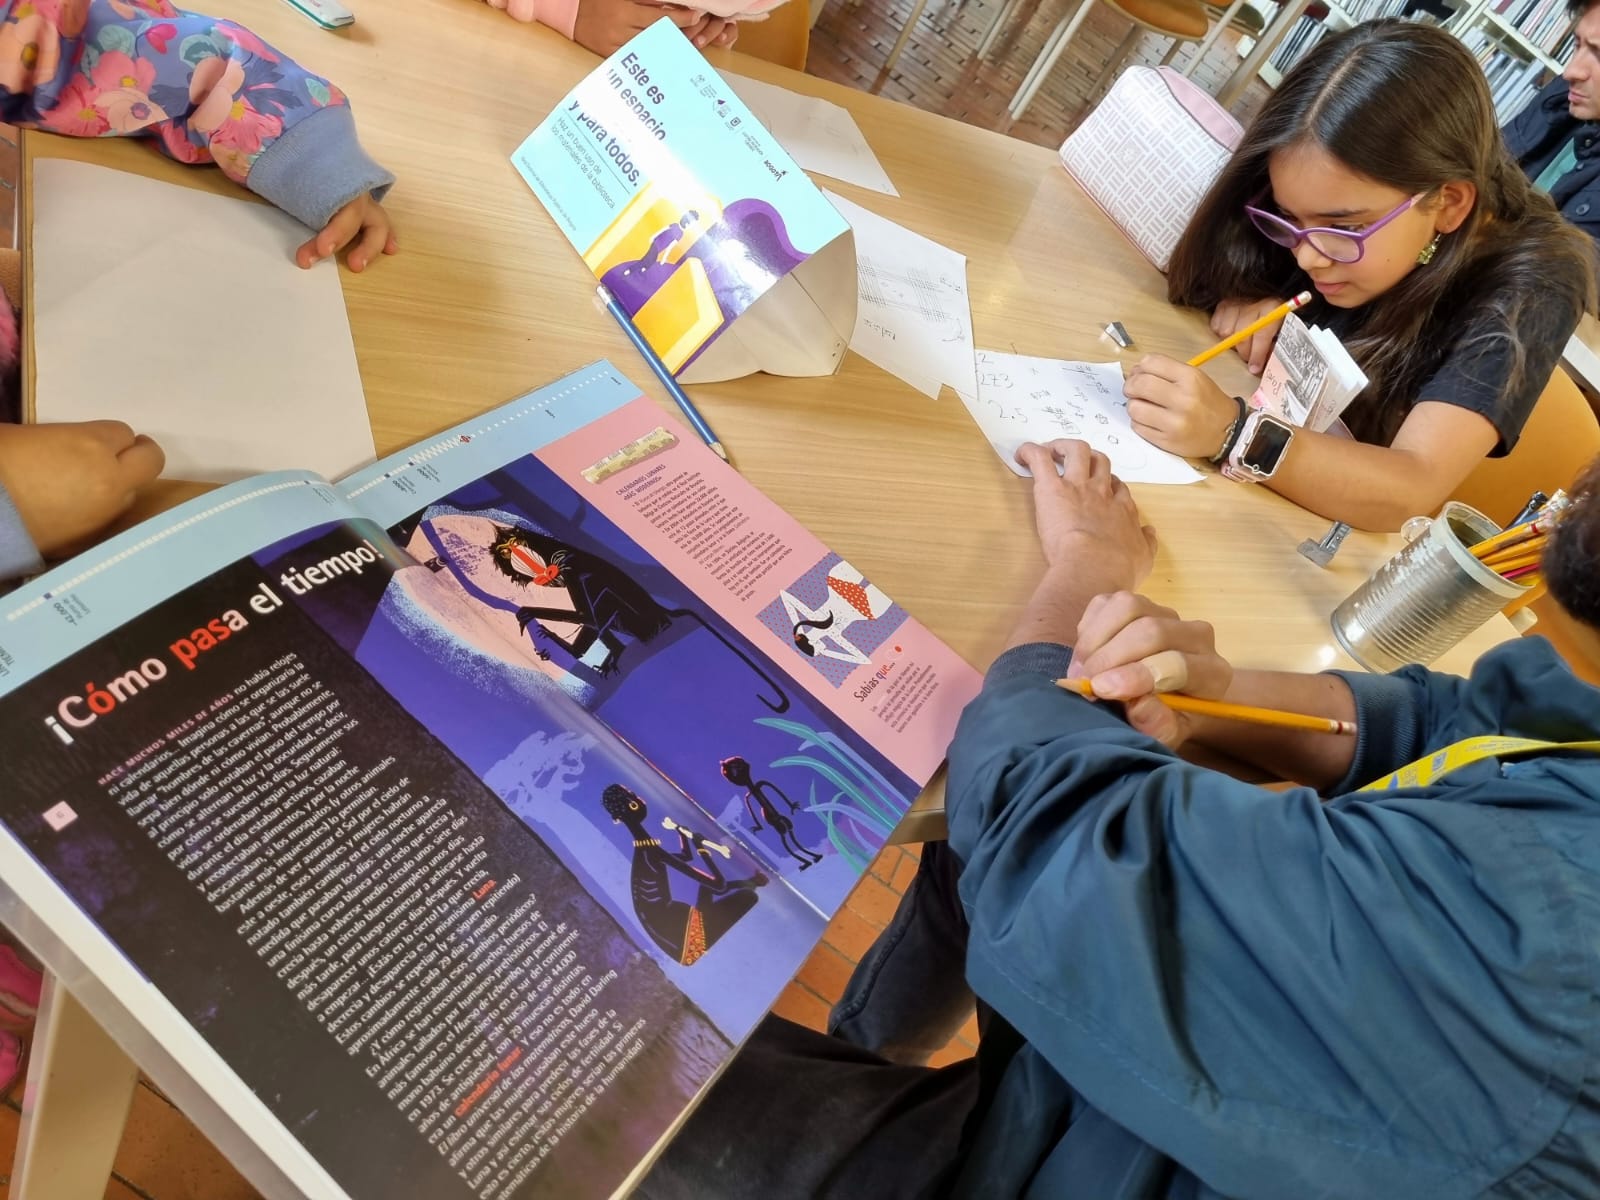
[1251,0,1573,121]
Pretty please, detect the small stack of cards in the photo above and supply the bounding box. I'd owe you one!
[1252,313,1367,433]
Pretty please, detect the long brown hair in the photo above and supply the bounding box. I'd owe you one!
[1166,20,1596,446]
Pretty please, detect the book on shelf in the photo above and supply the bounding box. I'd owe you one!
[1251,312,1368,434]
[1269,1,1565,98]
[0,362,980,1200]
[1494,0,1575,50]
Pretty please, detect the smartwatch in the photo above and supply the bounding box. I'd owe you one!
[1223,410,1295,482]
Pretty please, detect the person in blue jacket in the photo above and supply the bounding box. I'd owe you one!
[1504,0,1600,243]
[639,441,1600,1199]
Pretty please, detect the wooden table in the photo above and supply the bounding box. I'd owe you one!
[16,2,1514,1194]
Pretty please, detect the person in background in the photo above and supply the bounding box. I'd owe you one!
[481,0,740,56]
[1127,21,1594,532]
[1504,0,1600,244]
[0,0,400,591]
[639,438,1600,1200]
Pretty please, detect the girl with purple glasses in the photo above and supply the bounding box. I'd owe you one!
[1124,20,1595,531]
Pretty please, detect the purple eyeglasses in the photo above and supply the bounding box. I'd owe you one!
[1243,193,1421,263]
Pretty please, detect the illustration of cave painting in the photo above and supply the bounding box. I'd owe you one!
[398,509,789,711]
[583,181,808,374]
[602,784,766,966]
[755,555,910,688]
[720,755,823,871]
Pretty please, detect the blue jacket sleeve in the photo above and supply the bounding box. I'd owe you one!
[946,643,1594,1197]
[1325,662,1469,789]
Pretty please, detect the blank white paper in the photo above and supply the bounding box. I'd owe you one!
[31,159,375,484]
[823,190,976,400]
[723,72,898,196]
[961,351,1202,485]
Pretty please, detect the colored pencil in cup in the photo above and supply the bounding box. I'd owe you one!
[1056,676,1356,736]
[1480,533,1548,570]
[1472,521,1550,561]
[1188,291,1314,368]
[596,284,729,463]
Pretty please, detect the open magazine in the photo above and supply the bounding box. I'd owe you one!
[0,362,980,1200]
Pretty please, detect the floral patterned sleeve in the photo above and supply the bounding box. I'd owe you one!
[0,0,393,228]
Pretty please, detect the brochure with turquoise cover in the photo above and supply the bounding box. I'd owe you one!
[512,21,855,383]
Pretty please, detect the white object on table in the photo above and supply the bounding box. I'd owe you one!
[721,73,899,196]
[31,159,375,485]
[961,351,1203,485]
[823,190,976,400]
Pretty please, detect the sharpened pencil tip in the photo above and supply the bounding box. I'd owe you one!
[709,441,730,462]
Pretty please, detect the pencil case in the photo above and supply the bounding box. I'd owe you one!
[1059,66,1241,273]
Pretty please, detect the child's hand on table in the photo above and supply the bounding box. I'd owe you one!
[574,0,709,54]
[688,12,738,46]
[0,422,165,558]
[296,194,399,273]
[1211,296,1292,376]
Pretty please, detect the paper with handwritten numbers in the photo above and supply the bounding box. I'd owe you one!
[960,351,1203,485]
[823,190,976,400]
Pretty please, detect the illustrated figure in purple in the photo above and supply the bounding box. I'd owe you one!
[720,755,821,871]
[408,514,790,710]
[598,200,809,334]
[602,784,766,966]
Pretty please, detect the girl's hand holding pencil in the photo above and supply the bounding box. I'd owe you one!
[1123,357,1241,459]
[1123,292,1311,460]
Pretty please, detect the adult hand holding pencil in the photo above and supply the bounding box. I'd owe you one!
[1057,674,1356,736]
[1061,592,1357,749]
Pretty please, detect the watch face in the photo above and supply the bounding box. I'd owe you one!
[1240,418,1293,472]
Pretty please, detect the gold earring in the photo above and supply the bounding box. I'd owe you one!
[1417,232,1443,265]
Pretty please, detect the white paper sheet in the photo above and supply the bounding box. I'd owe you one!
[823,190,976,400]
[722,72,898,196]
[31,159,375,484]
[961,351,1203,485]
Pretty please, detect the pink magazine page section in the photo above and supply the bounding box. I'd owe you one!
[536,397,982,786]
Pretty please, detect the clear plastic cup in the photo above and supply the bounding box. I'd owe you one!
[1331,502,1529,673]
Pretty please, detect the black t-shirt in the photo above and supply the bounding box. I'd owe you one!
[1312,282,1582,456]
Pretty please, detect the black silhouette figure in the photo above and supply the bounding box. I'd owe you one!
[791,612,834,657]
[603,784,766,965]
[720,756,822,870]
[487,523,789,711]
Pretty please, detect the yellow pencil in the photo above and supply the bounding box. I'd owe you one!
[1187,291,1314,368]
[1470,517,1554,560]
[1056,677,1357,736]
[1482,543,1546,573]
